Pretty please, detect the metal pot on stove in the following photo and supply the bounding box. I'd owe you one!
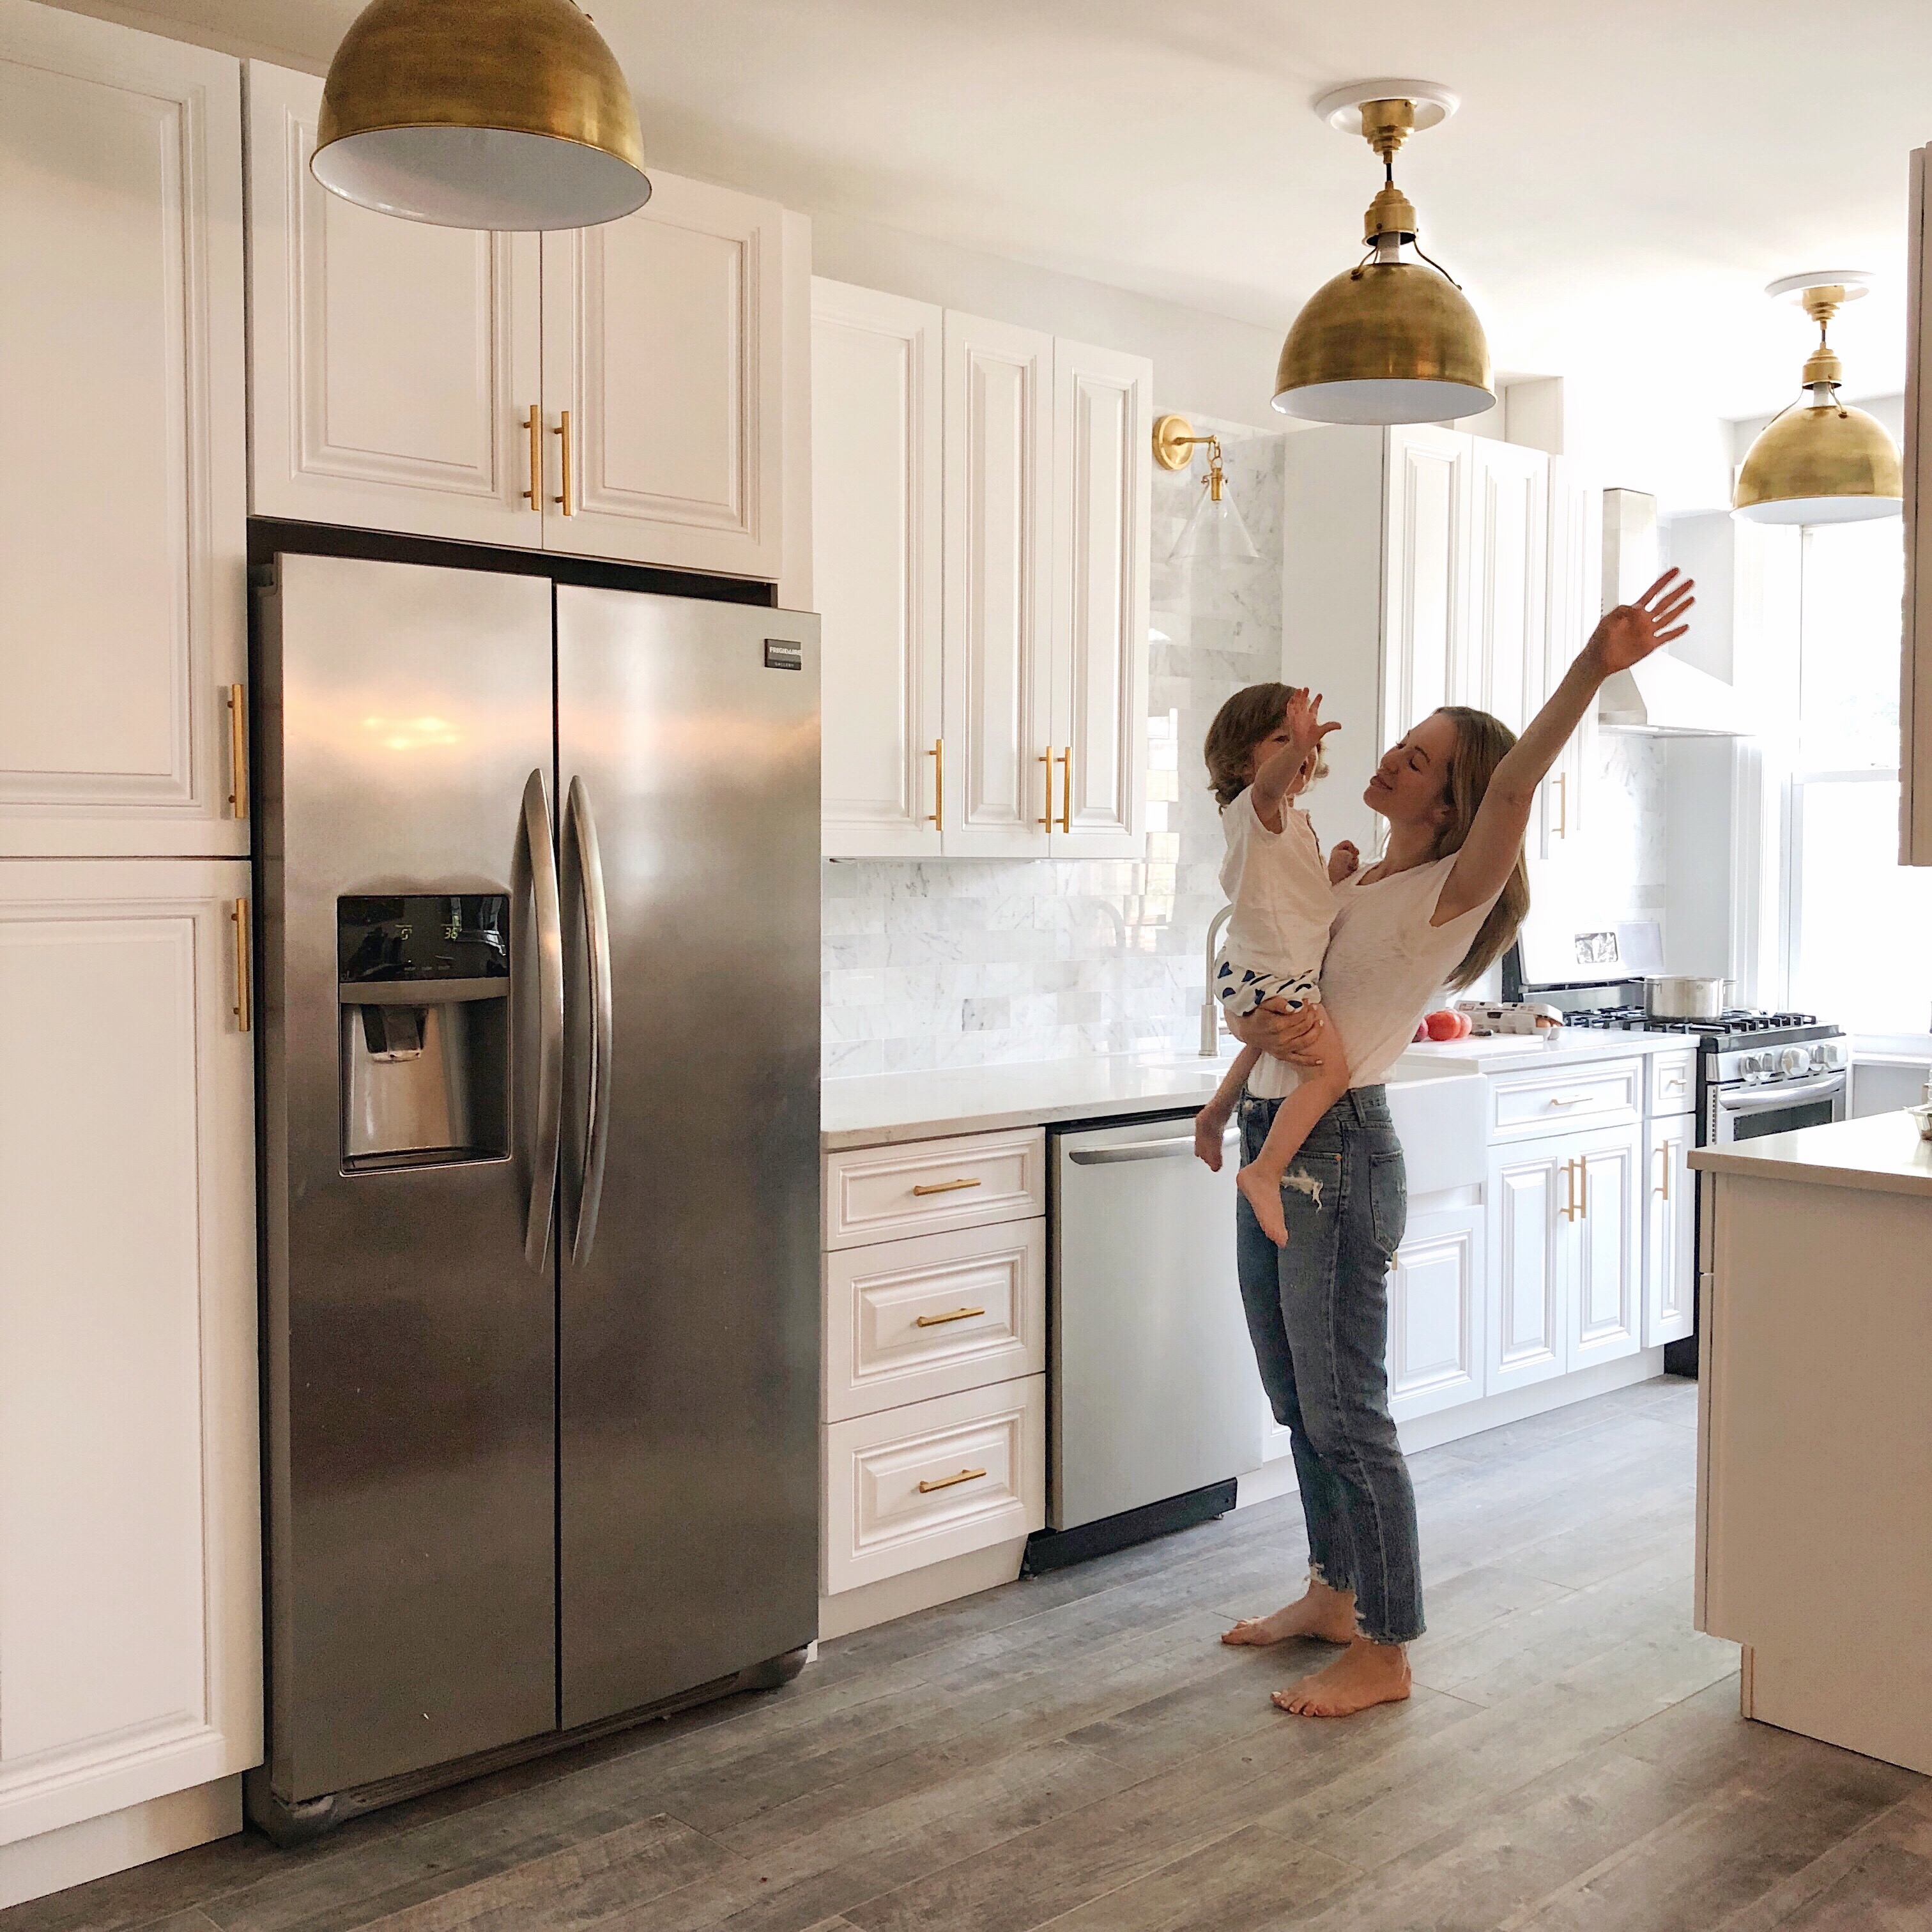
[1643,974,1735,1021]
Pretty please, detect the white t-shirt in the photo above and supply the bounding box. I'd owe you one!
[1217,787,1335,979]
[1247,851,1501,1100]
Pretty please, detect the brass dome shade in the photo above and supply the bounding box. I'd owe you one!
[1733,278,1901,525]
[1273,87,1494,425]
[314,0,650,231]
[1274,260,1492,425]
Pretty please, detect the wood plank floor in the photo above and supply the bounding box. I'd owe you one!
[12,1378,1929,1932]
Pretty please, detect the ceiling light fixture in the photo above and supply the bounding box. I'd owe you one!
[1153,415,1261,564]
[313,0,650,231]
[1273,80,1493,425]
[1733,272,1902,525]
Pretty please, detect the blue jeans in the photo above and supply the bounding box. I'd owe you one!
[1236,1085,1423,1644]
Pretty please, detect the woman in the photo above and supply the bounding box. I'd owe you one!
[1218,568,1695,1719]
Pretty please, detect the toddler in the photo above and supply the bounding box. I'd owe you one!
[1193,684,1357,1246]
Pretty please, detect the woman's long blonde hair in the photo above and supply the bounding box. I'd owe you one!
[1430,706,1532,990]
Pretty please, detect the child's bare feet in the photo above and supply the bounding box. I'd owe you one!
[1222,1580,1357,1647]
[1194,1104,1233,1170]
[1237,1162,1288,1246]
[1273,1637,1411,1717]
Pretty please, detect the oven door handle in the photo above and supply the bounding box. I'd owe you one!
[1714,1073,1846,1113]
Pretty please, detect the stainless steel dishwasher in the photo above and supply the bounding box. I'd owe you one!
[1029,1112,1266,1569]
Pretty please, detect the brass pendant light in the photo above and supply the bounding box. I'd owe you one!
[1733,273,1901,525]
[1274,81,1493,425]
[314,0,650,231]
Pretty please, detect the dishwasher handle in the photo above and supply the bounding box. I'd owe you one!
[1068,1126,1239,1165]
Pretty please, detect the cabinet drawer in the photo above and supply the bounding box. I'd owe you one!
[1649,1050,1696,1117]
[823,1376,1045,1594]
[825,1128,1045,1248]
[1490,1060,1641,1140]
[825,1220,1045,1423]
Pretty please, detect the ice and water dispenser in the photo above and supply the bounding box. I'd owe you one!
[338,895,510,1167]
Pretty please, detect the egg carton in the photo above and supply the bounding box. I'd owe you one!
[1453,1000,1565,1037]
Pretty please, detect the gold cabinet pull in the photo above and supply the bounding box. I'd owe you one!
[226,684,249,820]
[915,1305,986,1328]
[1059,746,1072,832]
[553,408,576,516]
[911,1176,981,1197]
[1553,769,1569,839]
[928,739,944,829]
[231,898,252,1034]
[1546,1093,1586,1108]
[521,404,542,508]
[918,1467,986,1494]
[1038,749,1053,828]
[1560,1156,1581,1222]
[1654,1145,1673,1201]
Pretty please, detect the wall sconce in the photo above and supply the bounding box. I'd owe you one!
[1153,414,1260,564]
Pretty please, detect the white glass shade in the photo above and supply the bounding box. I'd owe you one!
[1169,485,1259,565]
[1733,491,1901,526]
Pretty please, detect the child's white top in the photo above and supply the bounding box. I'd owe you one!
[1218,786,1335,976]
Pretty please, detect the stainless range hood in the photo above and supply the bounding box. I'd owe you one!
[1598,488,1753,737]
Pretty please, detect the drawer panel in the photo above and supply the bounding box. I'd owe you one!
[1491,1059,1641,1140]
[822,1376,1045,1595]
[825,1128,1045,1249]
[1649,1050,1696,1117]
[825,1219,1046,1423]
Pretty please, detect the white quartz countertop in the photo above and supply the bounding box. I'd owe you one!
[818,1026,1676,1150]
[1690,1110,1932,1199]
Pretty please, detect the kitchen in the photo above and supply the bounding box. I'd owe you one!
[3,1,1931,1925]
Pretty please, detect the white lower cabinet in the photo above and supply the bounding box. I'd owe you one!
[0,860,259,1855]
[819,1129,1047,1614]
[1486,1117,1644,1394]
[1386,1202,1485,1424]
[1644,1114,1696,1346]
[823,1376,1046,1596]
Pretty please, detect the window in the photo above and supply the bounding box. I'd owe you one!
[1784,518,1932,1035]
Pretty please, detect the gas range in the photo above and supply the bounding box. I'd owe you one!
[1556,1002,1848,1090]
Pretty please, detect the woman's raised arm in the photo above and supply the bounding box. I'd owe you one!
[1437,569,1694,923]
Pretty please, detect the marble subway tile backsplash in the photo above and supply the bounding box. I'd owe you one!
[822,418,1285,1076]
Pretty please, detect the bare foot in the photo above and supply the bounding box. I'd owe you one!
[1222,1581,1357,1648]
[1237,1163,1288,1246]
[1194,1106,1232,1171]
[1273,1637,1412,1717]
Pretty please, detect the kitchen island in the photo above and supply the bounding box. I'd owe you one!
[1691,1112,1932,1775]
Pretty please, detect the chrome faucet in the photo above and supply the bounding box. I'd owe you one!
[1200,903,1232,1055]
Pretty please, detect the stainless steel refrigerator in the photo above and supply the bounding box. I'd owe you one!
[249,553,820,1840]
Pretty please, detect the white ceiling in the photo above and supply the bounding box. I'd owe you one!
[101,0,1931,418]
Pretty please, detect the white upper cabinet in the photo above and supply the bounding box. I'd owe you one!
[1539,458,1602,859]
[1050,340,1150,859]
[1382,425,1469,749]
[542,171,785,578]
[0,0,247,858]
[942,313,1055,858]
[811,289,1151,861]
[1466,437,1547,731]
[244,65,790,580]
[813,281,944,858]
[245,63,542,547]
[0,859,259,1847]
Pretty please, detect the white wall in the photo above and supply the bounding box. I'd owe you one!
[810,211,1284,428]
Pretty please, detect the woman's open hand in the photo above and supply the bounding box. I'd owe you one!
[1225,998,1331,1068]
[1583,569,1695,676]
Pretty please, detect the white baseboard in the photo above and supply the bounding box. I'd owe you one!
[0,1775,240,1912]
[817,1536,1027,1641]
[1236,1351,1671,1509]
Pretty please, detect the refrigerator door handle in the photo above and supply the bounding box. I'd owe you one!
[514,767,565,1270]
[564,774,614,1265]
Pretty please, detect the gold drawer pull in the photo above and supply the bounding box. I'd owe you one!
[1546,1094,1588,1107]
[911,1177,983,1196]
[915,1305,986,1328]
[918,1467,986,1494]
